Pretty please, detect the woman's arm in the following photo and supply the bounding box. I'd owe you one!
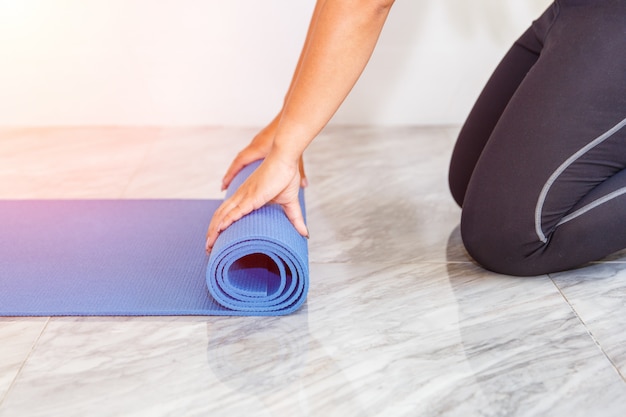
[206,0,395,252]
[220,0,328,192]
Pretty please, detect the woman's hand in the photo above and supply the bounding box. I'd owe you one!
[206,0,394,253]
[221,123,308,191]
[206,151,309,253]
[221,126,274,192]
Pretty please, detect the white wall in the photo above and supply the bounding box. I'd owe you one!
[0,0,551,127]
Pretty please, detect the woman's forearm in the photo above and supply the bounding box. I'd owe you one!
[272,0,394,162]
[205,0,394,249]
[262,1,328,136]
[283,0,328,108]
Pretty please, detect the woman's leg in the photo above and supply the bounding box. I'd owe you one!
[448,23,547,206]
[454,0,626,275]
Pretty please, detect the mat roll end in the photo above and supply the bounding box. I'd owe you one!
[206,161,310,316]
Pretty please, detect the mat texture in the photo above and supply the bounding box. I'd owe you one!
[0,161,309,316]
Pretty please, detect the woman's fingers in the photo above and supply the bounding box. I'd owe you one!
[205,199,233,252]
[207,156,307,253]
[281,198,309,238]
[208,189,255,245]
[221,150,261,191]
[222,129,275,191]
[207,192,307,253]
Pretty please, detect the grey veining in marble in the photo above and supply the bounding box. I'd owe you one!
[551,263,626,381]
[0,318,48,404]
[306,126,462,264]
[1,126,626,417]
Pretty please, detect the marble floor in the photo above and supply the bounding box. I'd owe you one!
[1,126,626,417]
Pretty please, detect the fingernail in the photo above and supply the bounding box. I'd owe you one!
[301,178,309,188]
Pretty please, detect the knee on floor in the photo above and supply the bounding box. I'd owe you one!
[459,214,548,277]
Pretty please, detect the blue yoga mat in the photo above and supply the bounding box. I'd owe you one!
[0,161,309,316]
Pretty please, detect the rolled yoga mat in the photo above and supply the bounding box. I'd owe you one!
[0,161,309,316]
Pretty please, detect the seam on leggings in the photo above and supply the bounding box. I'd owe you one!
[535,117,626,243]
[555,186,626,228]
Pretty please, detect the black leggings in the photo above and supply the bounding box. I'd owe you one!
[449,0,626,276]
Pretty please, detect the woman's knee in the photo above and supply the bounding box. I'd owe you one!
[459,206,548,277]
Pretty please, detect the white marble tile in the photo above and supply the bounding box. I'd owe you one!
[550,262,626,380]
[2,126,625,417]
[1,263,625,417]
[0,318,48,404]
[0,317,216,417]
[306,166,463,263]
[123,126,257,199]
[0,127,156,198]
[305,125,465,264]
[307,125,455,174]
[305,262,626,416]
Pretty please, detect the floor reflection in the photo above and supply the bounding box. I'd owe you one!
[205,307,373,416]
